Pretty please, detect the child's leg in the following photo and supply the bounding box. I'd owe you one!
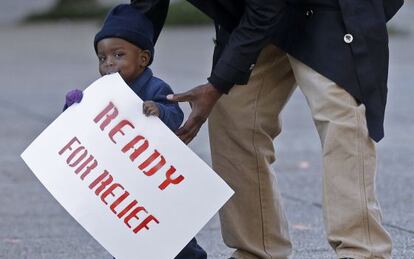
[112,238,207,259]
[175,238,207,259]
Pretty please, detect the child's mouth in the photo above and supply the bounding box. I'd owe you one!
[105,70,119,75]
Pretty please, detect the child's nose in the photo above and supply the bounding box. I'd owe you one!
[105,56,115,66]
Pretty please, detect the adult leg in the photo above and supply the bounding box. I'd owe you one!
[288,56,392,259]
[209,45,296,259]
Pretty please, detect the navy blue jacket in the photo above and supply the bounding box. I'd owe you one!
[131,68,184,131]
[63,69,183,131]
[199,0,403,142]
[131,0,403,141]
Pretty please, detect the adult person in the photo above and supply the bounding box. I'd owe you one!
[131,0,403,258]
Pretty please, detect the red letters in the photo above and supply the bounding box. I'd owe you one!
[90,101,186,235]
[89,170,113,196]
[109,120,135,144]
[159,166,185,190]
[122,135,148,162]
[101,183,124,205]
[94,102,185,190]
[138,150,166,176]
[58,137,160,236]
[94,102,119,130]
[58,136,80,155]
[110,191,130,215]
[75,155,98,180]
[117,200,138,219]
[66,146,88,167]
[124,206,147,228]
[58,98,188,237]
[58,137,98,181]
[133,215,160,234]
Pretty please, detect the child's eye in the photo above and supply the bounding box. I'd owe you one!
[98,56,106,63]
[114,52,125,58]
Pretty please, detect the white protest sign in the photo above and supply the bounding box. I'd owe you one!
[21,73,234,259]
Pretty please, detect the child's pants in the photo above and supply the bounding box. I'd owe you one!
[175,238,207,259]
[112,237,206,259]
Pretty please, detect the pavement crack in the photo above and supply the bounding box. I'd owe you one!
[282,192,414,236]
[282,192,322,208]
[302,248,330,252]
[383,222,414,235]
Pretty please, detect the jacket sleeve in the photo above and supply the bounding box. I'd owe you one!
[383,0,404,22]
[130,0,170,43]
[208,0,287,93]
[150,83,184,132]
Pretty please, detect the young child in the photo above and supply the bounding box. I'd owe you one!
[64,4,206,259]
[65,4,182,131]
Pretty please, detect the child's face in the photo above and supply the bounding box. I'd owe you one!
[96,38,151,85]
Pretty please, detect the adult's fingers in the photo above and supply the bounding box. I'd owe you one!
[176,115,204,144]
[177,126,199,144]
[166,90,193,103]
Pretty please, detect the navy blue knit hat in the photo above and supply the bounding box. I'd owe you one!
[94,4,155,64]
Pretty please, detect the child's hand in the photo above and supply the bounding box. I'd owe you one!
[65,89,83,108]
[143,101,160,117]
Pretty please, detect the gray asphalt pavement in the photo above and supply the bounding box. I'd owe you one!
[1,2,413,259]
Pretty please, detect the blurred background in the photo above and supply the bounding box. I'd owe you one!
[0,0,413,258]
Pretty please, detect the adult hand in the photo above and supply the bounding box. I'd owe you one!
[167,83,222,144]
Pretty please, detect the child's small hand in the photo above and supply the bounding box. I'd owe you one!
[143,101,160,117]
[63,89,83,111]
[65,89,83,107]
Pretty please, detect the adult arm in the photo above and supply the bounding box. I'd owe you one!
[169,0,287,143]
[130,0,169,42]
[207,0,286,93]
[383,0,404,22]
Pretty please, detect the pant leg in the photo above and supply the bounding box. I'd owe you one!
[209,45,297,259]
[288,56,392,259]
[113,238,206,259]
[175,238,207,259]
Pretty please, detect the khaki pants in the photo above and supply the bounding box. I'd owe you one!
[208,45,392,259]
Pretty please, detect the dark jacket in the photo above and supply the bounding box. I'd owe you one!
[63,68,183,131]
[130,68,184,131]
[131,0,404,141]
